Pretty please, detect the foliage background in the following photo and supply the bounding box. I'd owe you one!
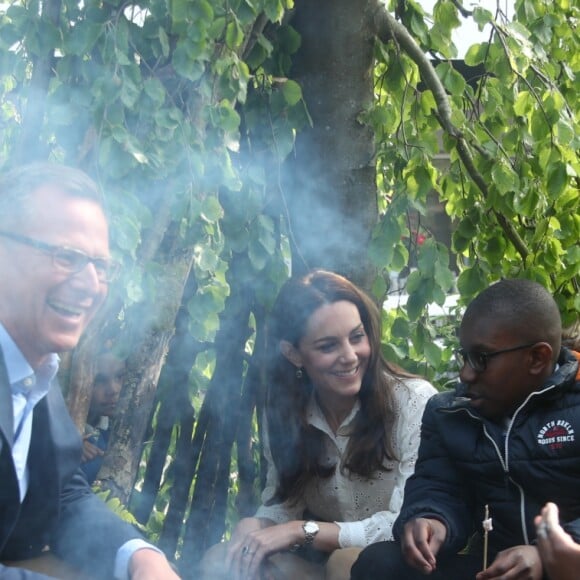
[0,0,578,575]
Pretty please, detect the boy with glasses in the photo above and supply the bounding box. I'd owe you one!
[351,278,580,580]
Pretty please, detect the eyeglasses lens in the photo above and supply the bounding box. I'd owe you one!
[53,249,116,282]
[467,352,486,373]
[457,350,486,373]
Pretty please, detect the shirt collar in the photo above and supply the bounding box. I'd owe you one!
[0,323,59,394]
[306,393,360,434]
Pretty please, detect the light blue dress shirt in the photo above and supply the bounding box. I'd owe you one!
[0,323,160,579]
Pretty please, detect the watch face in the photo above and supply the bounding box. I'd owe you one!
[304,521,319,534]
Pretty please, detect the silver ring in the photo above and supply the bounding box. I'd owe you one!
[242,545,249,555]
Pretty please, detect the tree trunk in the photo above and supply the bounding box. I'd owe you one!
[284,0,378,289]
[179,252,255,575]
[159,397,206,559]
[98,251,194,503]
[234,305,267,519]
[131,272,200,525]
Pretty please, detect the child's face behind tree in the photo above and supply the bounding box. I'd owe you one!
[90,353,125,418]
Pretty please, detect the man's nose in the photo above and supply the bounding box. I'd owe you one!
[72,261,102,291]
[459,361,477,383]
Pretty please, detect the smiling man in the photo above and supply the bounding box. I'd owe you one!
[0,163,179,579]
[351,278,580,580]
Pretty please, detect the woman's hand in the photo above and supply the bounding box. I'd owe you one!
[225,518,304,580]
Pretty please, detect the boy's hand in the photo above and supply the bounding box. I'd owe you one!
[401,518,446,574]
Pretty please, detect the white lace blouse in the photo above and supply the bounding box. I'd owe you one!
[254,377,437,547]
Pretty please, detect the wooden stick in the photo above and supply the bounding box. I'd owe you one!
[482,505,493,570]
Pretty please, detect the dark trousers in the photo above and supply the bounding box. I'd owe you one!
[351,541,483,580]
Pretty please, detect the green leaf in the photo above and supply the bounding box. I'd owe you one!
[420,90,437,115]
[491,161,520,194]
[473,7,493,29]
[158,26,170,57]
[277,24,301,54]
[248,237,269,270]
[64,21,103,55]
[555,118,575,146]
[436,62,466,96]
[225,19,243,50]
[456,216,477,239]
[120,75,141,108]
[409,12,429,45]
[484,236,507,260]
[191,0,214,21]
[464,43,487,67]
[513,90,533,117]
[208,17,226,39]
[172,41,205,81]
[424,341,442,368]
[433,1,461,29]
[144,78,165,106]
[429,24,456,59]
[201,196,223,222]
[530,109,550,141]
[114,213,142,255]
[264,0,285,23]
[405,165,434,199]
[214,101,241,133]
[270,118,295,159]
[513,188,539,217]
[457,266,487,297]
[281,79,302,106]
[171,0,188,24]
[197,246,220,271]
[546,162,568,196]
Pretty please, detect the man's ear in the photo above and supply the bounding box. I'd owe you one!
[528,342,554,376]
[280,340,302,368]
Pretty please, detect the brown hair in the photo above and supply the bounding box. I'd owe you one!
[265,269,418,504]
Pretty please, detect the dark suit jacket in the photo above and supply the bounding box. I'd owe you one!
[0,349,142,579]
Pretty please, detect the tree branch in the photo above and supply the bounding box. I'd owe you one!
[372,4,529,261]
[450,0,473,18]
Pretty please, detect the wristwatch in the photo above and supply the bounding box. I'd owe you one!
[302,520,320,546]
[290,520,320,552]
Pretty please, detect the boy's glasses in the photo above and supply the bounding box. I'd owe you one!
[455,343,537,373]
[0,230,119,283]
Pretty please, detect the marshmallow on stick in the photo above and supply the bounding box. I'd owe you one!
[483,505,493,569]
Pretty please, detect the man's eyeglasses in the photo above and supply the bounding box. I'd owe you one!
[0,230,119,283]
[455,342,537,373]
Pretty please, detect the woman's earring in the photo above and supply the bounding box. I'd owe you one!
[296,367,303,379]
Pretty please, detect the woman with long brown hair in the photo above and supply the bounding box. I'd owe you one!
[201,270,436,579]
